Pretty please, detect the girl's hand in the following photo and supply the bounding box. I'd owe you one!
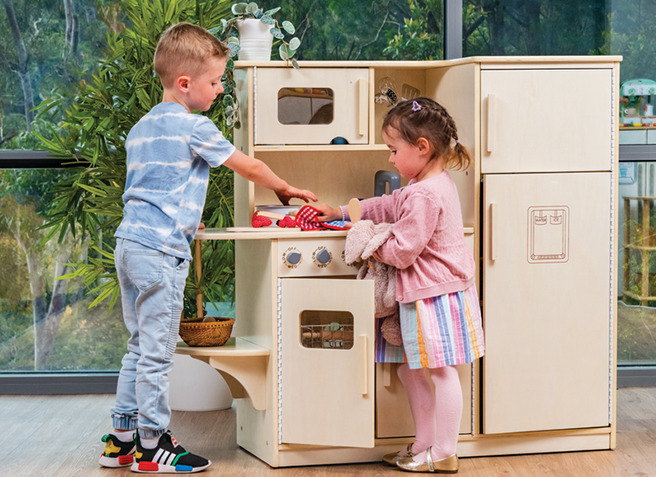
[313,203,342,222]
[276,186,318,205]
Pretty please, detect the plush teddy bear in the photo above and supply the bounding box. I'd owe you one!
[344,220,397,318]
[345,220,402,346]
[380,312,403,346]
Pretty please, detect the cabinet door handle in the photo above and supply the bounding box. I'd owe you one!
[490,202,497,262]
[383,362,392,388]
[486,94,496,154]
[358,334,368,395]
[357,79,368,137]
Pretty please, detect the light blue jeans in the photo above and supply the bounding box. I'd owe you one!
[111,238,189,439]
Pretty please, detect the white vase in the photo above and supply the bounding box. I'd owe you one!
[237,18,273,61]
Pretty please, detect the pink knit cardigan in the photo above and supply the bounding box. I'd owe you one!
[344,171,475,303]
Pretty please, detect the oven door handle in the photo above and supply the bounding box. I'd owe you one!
[358,334,369,395]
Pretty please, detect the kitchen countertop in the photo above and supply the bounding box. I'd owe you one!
[196,226,475,240]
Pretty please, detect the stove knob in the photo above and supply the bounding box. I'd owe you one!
[313,248,332,267]
[342,250,357,267]
[283,249,302,268]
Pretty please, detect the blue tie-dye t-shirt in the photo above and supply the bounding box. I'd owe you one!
[115,102,235,260]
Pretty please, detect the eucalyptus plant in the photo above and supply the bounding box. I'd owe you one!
[37,0,236,318]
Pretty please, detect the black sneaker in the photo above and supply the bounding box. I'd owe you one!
[98,433,135,467]
[132,430,211,473]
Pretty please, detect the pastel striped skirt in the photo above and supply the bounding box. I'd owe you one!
[396,285,485,369]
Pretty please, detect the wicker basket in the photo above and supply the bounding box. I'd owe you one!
[179,317,234,347]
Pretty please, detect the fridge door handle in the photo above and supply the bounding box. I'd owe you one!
[357,78,368,137]
[490,202,497,262]
[486,94,496,154]
[358,334,369,395]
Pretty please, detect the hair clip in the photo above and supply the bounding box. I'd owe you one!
[411,100,422,112]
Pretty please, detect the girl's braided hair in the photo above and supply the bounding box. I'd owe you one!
[382,97,471,171]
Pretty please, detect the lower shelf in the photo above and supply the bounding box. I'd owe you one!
[175,337,270,411]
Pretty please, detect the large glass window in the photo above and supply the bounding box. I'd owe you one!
[1,1,124,374]
[0,167,128,372]
[618,162,656,364]
[1,0,111,147]
[610,0,656,83]
[463,0,609,56]
[614,1,656,366]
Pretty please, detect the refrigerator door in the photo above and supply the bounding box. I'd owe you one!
[481,68,613,174]
[483,172,612,434]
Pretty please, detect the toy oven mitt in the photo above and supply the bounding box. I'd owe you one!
[295,205,349,231]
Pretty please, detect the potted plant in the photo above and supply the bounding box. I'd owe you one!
[210,2,301,130]
[214,2,301,63]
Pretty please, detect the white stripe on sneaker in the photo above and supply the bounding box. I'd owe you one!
[163,451,176,466]
[153,448,166,463]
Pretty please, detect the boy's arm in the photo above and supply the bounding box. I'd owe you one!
[223,149,317,205]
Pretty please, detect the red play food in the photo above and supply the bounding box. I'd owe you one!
[251,213,272,228]
[277,215,297,228]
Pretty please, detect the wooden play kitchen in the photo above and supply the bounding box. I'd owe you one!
[175,56,621,467]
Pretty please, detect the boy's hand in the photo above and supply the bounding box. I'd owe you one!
[276,186,318,206]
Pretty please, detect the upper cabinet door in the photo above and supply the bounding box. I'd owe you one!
[481,68,613,173]
[255,68,369,145]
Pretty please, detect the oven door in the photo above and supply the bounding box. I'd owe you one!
[280,278,375,447]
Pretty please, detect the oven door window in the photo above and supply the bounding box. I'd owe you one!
[300,310,353,349]
[277,87,334,125]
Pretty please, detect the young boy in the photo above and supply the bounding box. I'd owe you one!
[98,22,317,473]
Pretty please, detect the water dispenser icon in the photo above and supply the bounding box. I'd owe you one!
[528,206,569,263]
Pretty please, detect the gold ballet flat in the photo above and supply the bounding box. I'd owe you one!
[382,443,415,466]
[396,447,459,473]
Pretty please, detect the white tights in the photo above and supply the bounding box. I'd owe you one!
[397,364,463,462]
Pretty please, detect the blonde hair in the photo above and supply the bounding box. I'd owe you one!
[154,22,230,88]
[382,97,471,171]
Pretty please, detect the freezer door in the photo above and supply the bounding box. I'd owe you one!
[483,172,612,434]
[280,278,375,447]
[481,68,613,173]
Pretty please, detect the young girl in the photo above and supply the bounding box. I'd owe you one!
[316,97,484,473]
